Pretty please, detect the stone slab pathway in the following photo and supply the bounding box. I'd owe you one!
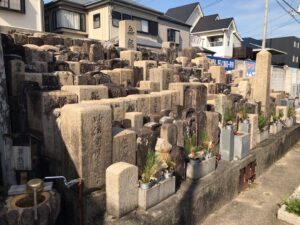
[201,140,300,225]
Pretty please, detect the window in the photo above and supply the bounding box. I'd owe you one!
[112,11,121,27]
[140,20,149,33]
[56,10,85,31]
[298,42,300,48]
[294,41,297,48]
[93,13,100,29]
[122,13,131,20]
[133,17,149,33]
[45,15,50,32]
[149,21,158,36]
[0,0,25,12]
[293,55,296,63]
[296,56,299,63]
[167,29,180,44]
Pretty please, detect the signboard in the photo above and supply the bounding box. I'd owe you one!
[245,61,256,77]
[12,146,31,171]
[207,56,235,71]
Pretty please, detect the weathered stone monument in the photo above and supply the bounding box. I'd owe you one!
[252,49,272,116]
[119,20,137,50]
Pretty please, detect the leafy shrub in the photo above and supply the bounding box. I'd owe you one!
[284,198,300,216]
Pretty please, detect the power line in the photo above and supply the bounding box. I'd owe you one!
[276,0,300,23]
[202,0,224,9]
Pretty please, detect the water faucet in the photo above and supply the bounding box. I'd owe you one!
[44,176,82,188]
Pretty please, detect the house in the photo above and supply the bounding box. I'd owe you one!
[44,0,191,49]
[190,14,242,58]
[165,2,203,29]
[0,0,44,31]
[242,36,300,68]
[165,2,242,58]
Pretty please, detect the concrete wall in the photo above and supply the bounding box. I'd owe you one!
[0,0,43,31]
[270,66,285,92]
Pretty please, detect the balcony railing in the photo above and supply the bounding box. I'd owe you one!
[209,41,223,47]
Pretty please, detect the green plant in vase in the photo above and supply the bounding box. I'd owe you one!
[224,107,233,127]
[288,106,295,119]
[140,151,158,189]
[258,114,268,131]
[184,133,201,162]
[278,109,284,121]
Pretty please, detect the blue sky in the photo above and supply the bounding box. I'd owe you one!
[144,0,300,39]
[44,0,300,39]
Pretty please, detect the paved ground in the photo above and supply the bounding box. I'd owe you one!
[201,140,300,225]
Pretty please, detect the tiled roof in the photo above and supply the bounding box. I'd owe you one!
[165,2,199,23]
[191,14,233,33]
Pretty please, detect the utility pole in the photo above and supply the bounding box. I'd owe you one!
[262,0,270,49]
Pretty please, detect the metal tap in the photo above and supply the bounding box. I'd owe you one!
[44,176,82,188]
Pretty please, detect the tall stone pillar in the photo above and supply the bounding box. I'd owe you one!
[252,49,272,116]
[119,20,137,50]
[0,35,15,185]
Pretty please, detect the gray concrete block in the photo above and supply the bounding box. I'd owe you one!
[220,127,234,161]
[234,133,250,160]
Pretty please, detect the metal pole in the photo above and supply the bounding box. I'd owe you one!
[262,0,270,49]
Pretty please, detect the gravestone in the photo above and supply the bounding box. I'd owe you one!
[125,112,144,128]
[61,85,108,102]
[61,104,112,189]
[149,68,173,91]
[119,20,137,50]
[106,162,138,218]
[112,127,137,164]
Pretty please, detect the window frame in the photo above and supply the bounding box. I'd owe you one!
[0,0,25,13]
[167,28,180,44]
[54,9,86,32]
[93,13,101,29]
[112,11,122,27]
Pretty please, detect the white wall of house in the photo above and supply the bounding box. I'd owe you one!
[110,5,158,43]
[192,30,232,57]
[158,19,190,49]
[191,22,242,58]
[87,5,111,41]
[186,5,203,29]
[0,0,43,31]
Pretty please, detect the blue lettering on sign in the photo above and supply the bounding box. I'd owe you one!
[207,56,235,71]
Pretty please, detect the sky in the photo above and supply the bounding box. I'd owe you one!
[44,0,300,39]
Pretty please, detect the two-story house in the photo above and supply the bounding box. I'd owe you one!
[0,0,44,31]
[44,0,191,49]
[166,2,242,58]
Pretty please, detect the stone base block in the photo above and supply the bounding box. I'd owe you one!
[278,205,300,225]
[138,176,176,210]
[186,157,216,180]
[257,130,269,143]
[270,123,283,134]
[286,118,294,128]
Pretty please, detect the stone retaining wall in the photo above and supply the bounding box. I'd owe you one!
[101,125,300,225]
